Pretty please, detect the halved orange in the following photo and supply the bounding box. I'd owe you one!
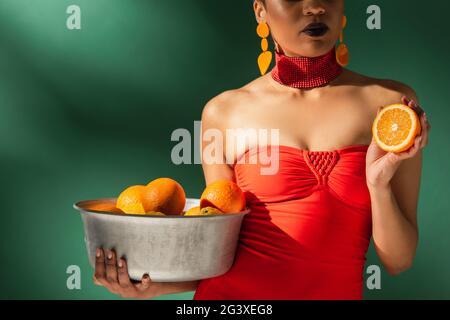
[184,206,201,216]
[184,206,223,216]
[373,104,422,153]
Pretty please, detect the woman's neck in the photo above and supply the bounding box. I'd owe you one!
[270,47,343,90]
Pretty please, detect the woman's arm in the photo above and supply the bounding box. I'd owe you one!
[368,152,421,275]
[366,94,431,276]
[200,95,236,184]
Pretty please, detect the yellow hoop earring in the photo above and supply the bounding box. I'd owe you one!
[336,15,349,67]
[256,22,272,75]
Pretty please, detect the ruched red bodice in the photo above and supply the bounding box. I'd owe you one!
[194,144,373,300]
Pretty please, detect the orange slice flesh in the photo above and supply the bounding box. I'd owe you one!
[373,104,422,153]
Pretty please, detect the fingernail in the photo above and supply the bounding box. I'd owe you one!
[118,259,123,268]
[107,251,113,260]
[96,248,101,258]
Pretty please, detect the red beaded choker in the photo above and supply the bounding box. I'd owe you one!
[271,47,343,89]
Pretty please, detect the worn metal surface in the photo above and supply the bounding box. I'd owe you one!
[74,198,249,282]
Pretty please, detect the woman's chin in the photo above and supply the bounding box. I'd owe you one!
[290,42,335,58]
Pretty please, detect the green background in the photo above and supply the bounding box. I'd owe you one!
[0,0,449,299]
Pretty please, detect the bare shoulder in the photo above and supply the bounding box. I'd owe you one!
[371,78,419,103]
[344,69,419,106]
[201,76,268,127]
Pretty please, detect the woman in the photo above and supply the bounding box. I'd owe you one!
[93,0,431,299]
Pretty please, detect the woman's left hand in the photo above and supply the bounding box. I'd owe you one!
[366,96,431,189]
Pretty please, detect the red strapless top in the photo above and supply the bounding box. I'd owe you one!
[194,144,373,300]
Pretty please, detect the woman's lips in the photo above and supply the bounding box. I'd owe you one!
[302,22,329,37]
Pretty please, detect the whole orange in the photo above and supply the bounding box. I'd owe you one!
[143,178,186,215]
[116,185,147,214]
[200,180,246,214]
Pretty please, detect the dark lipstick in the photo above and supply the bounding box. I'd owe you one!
[302,22,329,37]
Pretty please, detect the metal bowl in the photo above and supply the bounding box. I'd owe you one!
[74,198,249,282]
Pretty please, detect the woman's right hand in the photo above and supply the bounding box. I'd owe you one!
[93,248,160,299]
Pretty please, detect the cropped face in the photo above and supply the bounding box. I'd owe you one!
[254,0,345,57]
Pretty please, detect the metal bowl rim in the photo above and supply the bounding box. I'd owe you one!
[73,198,250,219]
